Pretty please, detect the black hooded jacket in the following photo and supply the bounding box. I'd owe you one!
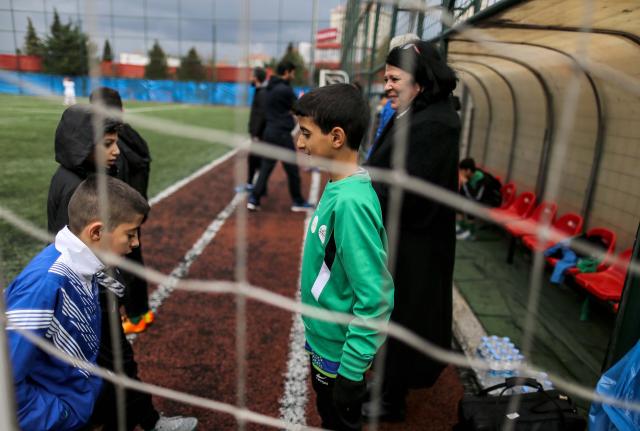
[263,75,296,135]
[47,105,120,233]
[114,124,151,200]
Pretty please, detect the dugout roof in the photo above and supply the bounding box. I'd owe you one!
[443,0,640,243]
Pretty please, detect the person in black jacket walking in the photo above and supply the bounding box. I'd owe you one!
[247,60,312,212]
[245,67,268,190]
[47,104,197,431]
[363,40,460,422]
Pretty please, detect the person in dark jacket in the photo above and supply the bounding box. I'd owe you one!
[90,87,154,335]
[457,157,502,240]
[245,67,268,189]
[247,60,312,212]
[363,40,460,422]
[47,104,197,431]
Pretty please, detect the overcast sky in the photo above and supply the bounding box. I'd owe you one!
[0,0,345,63]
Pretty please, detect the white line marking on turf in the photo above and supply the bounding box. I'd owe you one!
[279,169,321,426]
[149,149,238,207]
[128,190,244,343]
[127,105,192,113]
[0,105,190,115]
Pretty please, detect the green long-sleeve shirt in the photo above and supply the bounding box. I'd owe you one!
[300,169,394,381]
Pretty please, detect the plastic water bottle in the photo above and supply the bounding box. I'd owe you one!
[475,335,534,393]
[537,372,554,390]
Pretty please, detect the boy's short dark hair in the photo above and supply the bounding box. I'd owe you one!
[293,83,370,151]
[253,67,267,83]
[68,175,150,234]
[276,60,296,76]
[459,158,476,172]
[89,87,123,111]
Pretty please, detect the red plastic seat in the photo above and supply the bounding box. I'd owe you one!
[574,249,633,302]
[499,183,516,209]
[522,212,584,251]
[490,191,536,225]
[545,227,617,275]
[505,201,558,238]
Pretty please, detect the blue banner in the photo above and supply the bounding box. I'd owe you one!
[0,71,309,106]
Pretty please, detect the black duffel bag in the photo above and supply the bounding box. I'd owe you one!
[455,377,586,430]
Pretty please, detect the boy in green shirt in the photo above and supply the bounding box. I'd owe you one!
[294,84,395,430]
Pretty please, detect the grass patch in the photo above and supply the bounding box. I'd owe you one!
[0,94,247,280]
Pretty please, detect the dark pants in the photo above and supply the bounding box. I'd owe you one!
[250,131,304,205]
[120,230,150,319]
[90,289,159,431]
[247,153,262,184]
[310,362,363,431]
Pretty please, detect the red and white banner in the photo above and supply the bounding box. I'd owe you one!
[316,28,338,43]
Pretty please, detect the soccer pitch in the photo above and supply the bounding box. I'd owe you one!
[0,94,247,281]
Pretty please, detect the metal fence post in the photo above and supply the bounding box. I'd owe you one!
[0,265,18,429]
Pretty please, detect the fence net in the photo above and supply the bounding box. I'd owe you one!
[0,0,639,430]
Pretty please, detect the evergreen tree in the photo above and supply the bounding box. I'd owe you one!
[102,40,113,62]
[177,47,206,81]
[280,42,307,86]
[145,40,169,80]
[24,17,43,56]
[41,10,90,76]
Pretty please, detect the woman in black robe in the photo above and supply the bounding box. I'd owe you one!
[364,40,460,421]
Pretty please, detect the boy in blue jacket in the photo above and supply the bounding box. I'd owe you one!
[5,175,149,430]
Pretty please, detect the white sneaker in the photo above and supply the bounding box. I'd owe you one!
[456,229,471,240]
[291,201,314,212]
[152,415,198,431]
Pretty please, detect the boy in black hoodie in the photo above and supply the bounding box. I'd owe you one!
[247,60,312,212]
[47,104,197,431]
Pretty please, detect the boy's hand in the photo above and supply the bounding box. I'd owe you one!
[333,374,367,407]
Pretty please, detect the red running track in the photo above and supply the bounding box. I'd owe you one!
[132,154,463,430]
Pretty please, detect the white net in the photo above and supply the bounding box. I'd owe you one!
[0,1,639,430]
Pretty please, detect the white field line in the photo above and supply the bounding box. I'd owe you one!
[129,156,242,343]
[149,149,238,207]
[127,105,192,113]
[0,107,63,114]
[279,170,322,425]
[0,104,191,115]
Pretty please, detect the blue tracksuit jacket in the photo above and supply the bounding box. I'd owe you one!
[5,227,103,430]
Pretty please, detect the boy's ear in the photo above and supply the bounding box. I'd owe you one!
[87,221,104,242]
[330,127,346,149]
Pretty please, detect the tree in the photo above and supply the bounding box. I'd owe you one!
[177,47,206,82]
[24,17,43,56]
[144,40,169,80]
[41,9,90,76]
[102,40,113,62]
[279,42,307,86]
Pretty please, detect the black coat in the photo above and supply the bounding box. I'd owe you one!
[47,107,148,233]
[263,76,296,136]
[248,85,267,139]
[114,124,151,200]
[47,105,119,233]
[366,96,460,388]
